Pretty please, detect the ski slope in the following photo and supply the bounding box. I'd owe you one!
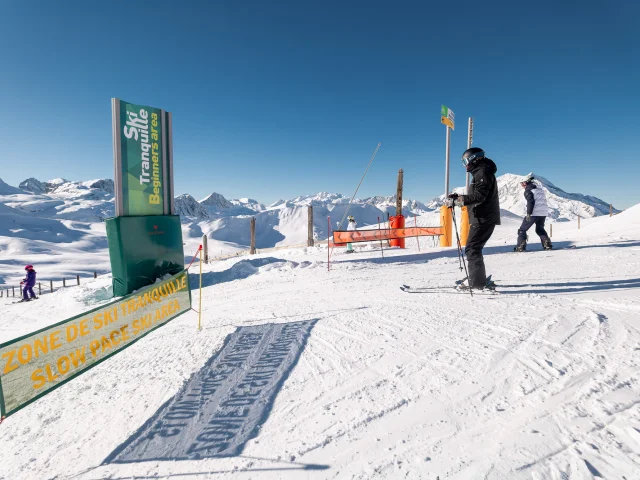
[0,207,639,479]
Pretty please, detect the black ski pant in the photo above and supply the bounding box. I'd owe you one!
[464,223,496,289]
[517,216,549,246]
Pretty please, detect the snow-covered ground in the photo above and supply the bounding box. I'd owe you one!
[1,205,639,479]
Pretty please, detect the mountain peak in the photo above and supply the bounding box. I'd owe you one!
[0,178,25,195]
[82,179,115,194]
[200,192,232,209]
[174,194,210,219]
[19,178,46,194]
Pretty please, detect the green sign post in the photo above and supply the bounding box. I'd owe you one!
[108,99,183,296]
[112,99,174,216]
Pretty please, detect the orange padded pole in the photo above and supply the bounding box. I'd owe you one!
[439,205,452,247]
[389,215,405,248]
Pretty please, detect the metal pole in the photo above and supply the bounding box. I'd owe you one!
[466,117,473,192]
[444,126,451,196]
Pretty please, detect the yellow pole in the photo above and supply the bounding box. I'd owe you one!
[198,245,203,330]
[439,205,453,247]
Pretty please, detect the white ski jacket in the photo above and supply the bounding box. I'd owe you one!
[524,183,549,217]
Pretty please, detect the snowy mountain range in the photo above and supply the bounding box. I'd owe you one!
[428,174,618,221]
[0,174,621,285]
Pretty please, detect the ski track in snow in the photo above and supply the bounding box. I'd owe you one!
[0,209,639,479]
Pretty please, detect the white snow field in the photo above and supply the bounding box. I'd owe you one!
[0,204,639,480]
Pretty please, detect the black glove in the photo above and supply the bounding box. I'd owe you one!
[447,193,459,200]
[525,214,531,222]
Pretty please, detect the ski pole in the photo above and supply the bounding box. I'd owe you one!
[450,206,472,298]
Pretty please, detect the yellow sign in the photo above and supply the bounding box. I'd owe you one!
[441,105,455,130]
[0,270,191,418]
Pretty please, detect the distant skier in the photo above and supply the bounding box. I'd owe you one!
[444,147,500,290]
[20,265,37,302]
[346,216,357,253]
[514,173,552,252]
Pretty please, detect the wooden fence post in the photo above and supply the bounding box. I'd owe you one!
[94,271,97,279]
[396,168,404,216]
[77,275,80,285]
[578,216,581,229]
[12,286,15,297]
[250,217,256,255]
[307,206,314,247]
[50,280,53,293]
[38,283,41,296]
[202,234,209,264]
[550,223,553,238]
[63,278,66,288]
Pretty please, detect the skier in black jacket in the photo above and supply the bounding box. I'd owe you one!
[444,147,501,290]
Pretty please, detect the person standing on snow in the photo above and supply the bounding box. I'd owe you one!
[444,147,500,290]
[514,173,552,252]
[20,265,37,302]
[346,216,357,253]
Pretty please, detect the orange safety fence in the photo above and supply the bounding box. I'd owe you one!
[333,226,443,244]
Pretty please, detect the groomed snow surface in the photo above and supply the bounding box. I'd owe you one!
[1,208,639,479]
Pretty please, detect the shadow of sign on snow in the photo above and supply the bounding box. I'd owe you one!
[104,319,317,463]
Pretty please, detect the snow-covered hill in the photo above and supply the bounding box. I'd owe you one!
[429,173,619,221]
[496,174,617,220]
[0,174,622,285]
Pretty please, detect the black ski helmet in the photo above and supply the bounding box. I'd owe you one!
[461,147,485,168]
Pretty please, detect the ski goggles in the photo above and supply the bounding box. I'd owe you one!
[461,152,483,166]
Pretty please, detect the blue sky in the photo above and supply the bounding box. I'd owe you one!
[0,1,638,208]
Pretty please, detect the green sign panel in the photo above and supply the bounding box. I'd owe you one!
[112,99,174,216]
[441,105,455,130]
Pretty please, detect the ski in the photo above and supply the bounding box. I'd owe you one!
[400,283,498,295]
[513,245,576,253]
[12,297,38,304]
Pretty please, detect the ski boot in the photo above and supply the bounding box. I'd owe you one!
[542,238,553,250]
[513,241,527,252]
[456,275,495,291]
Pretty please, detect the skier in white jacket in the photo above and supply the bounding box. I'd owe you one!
[346,216,357,253]
[515,173,553,251]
